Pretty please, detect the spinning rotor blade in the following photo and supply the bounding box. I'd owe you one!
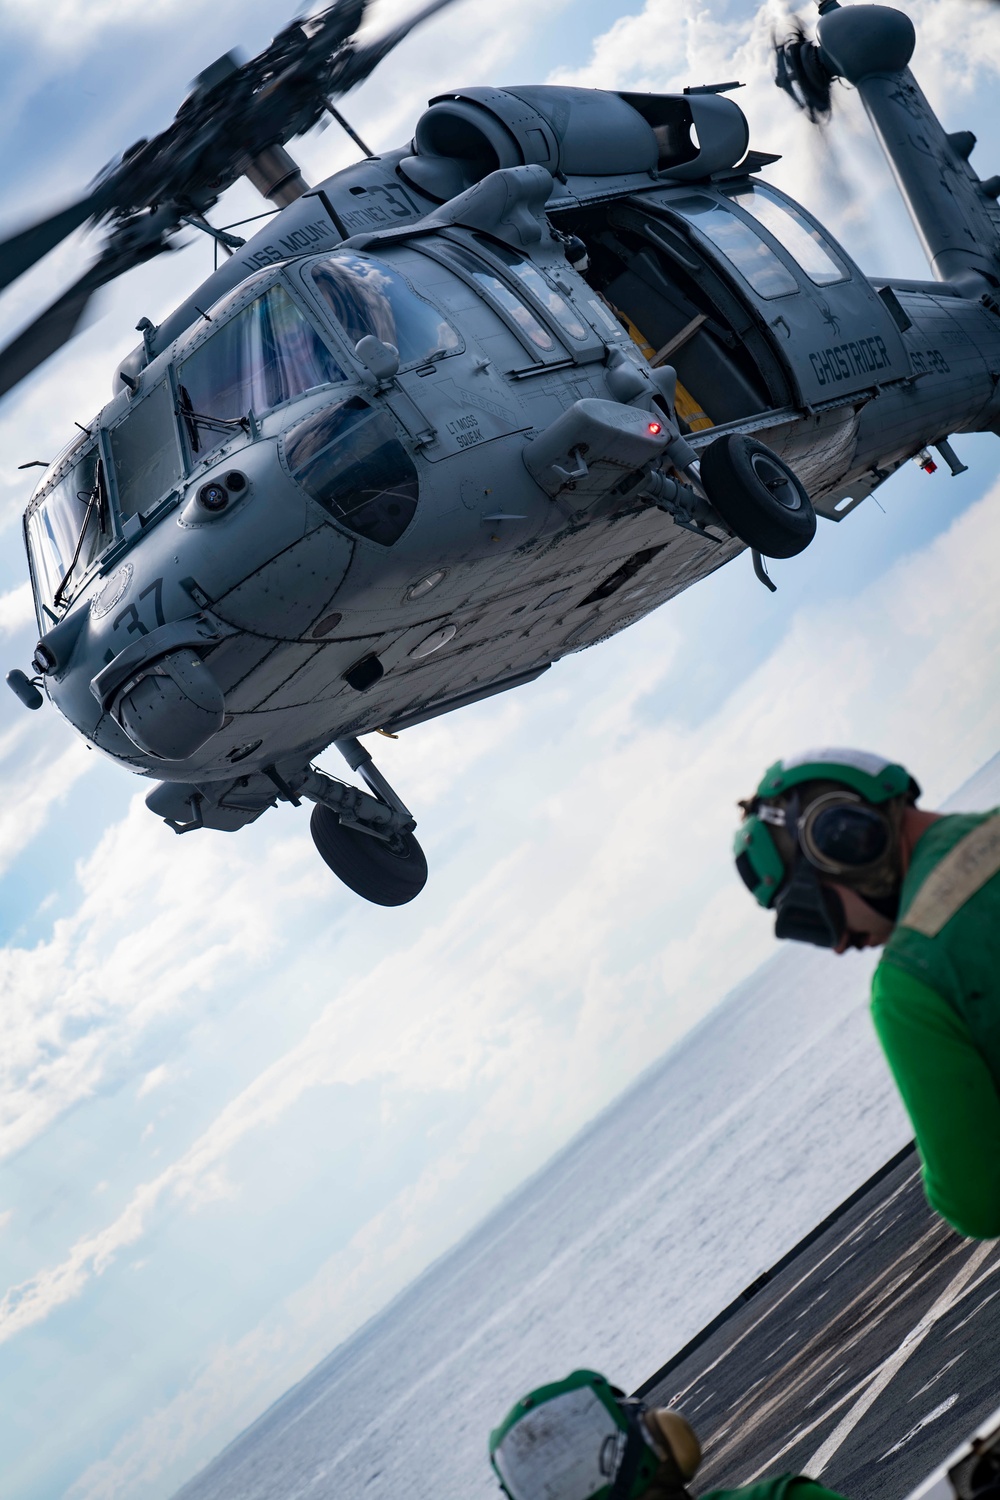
[0,277,140,404]
[0,219,173,400]
[773,21,834,122]
[0,190,104,297]
[0,0,458,408]
[0,280,98,401]
[329,0,457,94]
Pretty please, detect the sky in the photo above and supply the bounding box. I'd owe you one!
[0,0,999,1496]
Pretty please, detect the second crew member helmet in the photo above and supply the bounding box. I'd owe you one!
[733,749,920,948]
[489,1370,701,1500]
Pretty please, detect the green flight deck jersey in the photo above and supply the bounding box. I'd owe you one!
[704,1480,846,1500]
[870,810,1000,1240]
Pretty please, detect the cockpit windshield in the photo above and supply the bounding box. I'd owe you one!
[310,253,461,365]
[26,441,112,615]
[177,283,347,461]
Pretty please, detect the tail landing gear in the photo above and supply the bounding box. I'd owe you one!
[300,737,428,907]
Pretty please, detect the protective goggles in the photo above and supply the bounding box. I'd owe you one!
[735,792,893,945]
[796,792,892,876]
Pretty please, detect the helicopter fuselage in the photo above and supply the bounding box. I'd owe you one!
[18,66,1000,841]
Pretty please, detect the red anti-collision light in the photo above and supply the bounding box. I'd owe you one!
[648,422,662,435]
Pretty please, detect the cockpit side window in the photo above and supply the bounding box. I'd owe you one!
[434,240,559,354]
[283,396,418,546]
[310,253,461,367]
[108,380,184,520]
[472,236,589,342]
[668,195,798,299]
[26,442,112,614]
[177,284,347,461]
[728,186,848,287]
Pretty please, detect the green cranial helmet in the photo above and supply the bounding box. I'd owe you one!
[734,748,920,947]
[489,1370,662,1500]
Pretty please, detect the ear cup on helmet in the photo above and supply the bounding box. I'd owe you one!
[643,1412,702,1480]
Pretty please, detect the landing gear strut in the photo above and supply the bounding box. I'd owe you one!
[300,738,428,907]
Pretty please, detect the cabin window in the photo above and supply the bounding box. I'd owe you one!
[439,241,557,353]
[26,442,112,612]
[109,380,185,519]
[474,237,589,341]
[310,253,461,366]
[177,284,346,459]
[284,396,418,546]
[669,195,798,299]
[729,186,848,286]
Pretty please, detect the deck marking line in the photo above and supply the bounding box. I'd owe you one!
[878,1394,960,1461]
[732,1243,995,1484]
[910,1354,965,1401]
[738,1370,886,1482]
[704,1224,953,1471]
[804,1241,994,1477]
[671,1170,922,1404]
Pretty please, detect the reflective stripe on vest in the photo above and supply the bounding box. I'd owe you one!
[899,813,1000,937]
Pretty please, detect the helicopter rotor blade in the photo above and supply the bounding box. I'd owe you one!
[0,221,174,401]
[0,281,98,401]
[328,0,458,96]
[0,190,105,297]
[773,20,835,122]
[0,0,457,409]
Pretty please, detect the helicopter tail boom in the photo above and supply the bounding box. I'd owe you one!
[794,3,1000,288]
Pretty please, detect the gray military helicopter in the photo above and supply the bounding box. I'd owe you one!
[5,0,1000,905]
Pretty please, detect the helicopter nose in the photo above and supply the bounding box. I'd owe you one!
[113,650,225,761]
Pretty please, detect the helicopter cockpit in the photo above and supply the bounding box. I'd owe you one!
[25,438,113,623]
[23,248,472,628]
[307,252,461,364]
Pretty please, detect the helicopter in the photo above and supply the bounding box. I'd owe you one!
[4,0,1000,906]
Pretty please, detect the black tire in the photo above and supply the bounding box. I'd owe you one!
[310,804,428,906]
[699,434,816,559]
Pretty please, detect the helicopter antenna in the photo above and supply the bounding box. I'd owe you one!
[323,101,374,159]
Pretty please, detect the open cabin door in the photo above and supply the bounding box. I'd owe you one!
[560,180,909,427]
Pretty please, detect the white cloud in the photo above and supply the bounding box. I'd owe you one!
[0,796,322,1169]
[137,1064,170,1098]
[0,720,94,878]
[0,0,275,54]
[0,583,33,636]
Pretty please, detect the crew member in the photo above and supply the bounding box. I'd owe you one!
[733,748,1000,1239]
[488,1368,848,1500]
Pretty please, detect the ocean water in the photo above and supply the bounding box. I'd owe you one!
[174,757,1000,1500]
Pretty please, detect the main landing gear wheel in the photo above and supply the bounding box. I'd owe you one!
[699,433,816,559]
[310,804,428,906]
